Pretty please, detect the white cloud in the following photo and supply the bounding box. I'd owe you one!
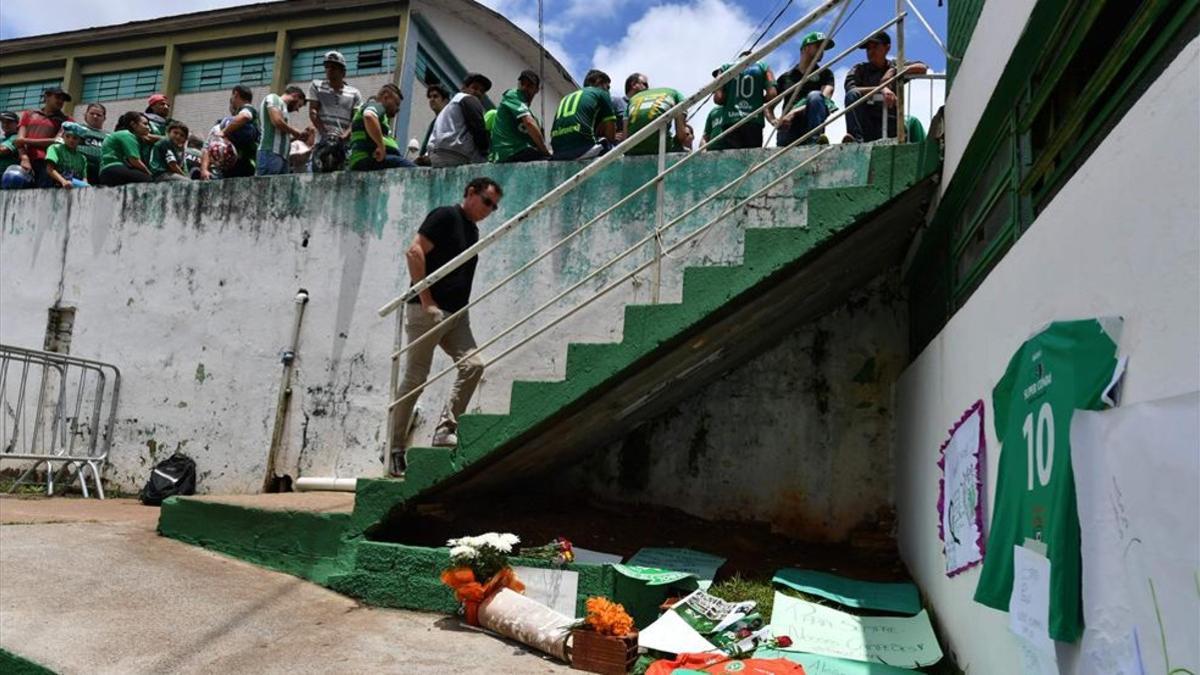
[0,0,278,39]
[476,0,578,77]
[591,0,759,136]
[593,0,756,99]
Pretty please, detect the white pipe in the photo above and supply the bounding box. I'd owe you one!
[294,477,358,492]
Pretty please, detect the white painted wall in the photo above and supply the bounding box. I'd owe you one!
[895,39,1199,672]
[941,0,1036,195]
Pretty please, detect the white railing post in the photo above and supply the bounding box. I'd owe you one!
[895,0,906,143]
[653,125,667,304]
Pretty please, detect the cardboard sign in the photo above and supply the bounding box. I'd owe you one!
[626,547,725,590]
[512,566,579,618]
[772,569,920,615]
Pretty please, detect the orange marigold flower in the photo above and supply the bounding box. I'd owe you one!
[585,597,634,637]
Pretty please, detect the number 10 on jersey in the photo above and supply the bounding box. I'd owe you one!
[1022,402,1055,491]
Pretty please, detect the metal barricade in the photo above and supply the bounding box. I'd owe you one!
[0,344,121,498]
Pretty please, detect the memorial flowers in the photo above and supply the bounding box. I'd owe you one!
[440,532,525,625]
[583,597,635,637]
[521,537,575,565]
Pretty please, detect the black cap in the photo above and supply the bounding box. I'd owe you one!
[861,31,891,48]
[43,86,72,102]
[518,69,541,88]
[0,111,18,123]
[463,72,493,92]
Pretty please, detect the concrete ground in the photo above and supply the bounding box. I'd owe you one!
[0,496,572,674]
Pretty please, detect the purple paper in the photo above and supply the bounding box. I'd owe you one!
[937,400,986,576]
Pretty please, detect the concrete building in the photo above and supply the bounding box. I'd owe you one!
[0,0,575,147]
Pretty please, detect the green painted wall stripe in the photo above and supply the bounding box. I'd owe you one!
[947,0,986,86]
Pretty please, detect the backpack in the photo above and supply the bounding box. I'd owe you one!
[139,452,197,505]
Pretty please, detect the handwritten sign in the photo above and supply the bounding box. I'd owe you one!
[1009,545,1059,674]
[626,547,725,590]
[1072,393,1199,675]
[769,592,943,667]
[938,400,986,576]
[512,566,579,618]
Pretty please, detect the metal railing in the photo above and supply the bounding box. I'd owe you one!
[0,345,121,498]
[377,0,937,450]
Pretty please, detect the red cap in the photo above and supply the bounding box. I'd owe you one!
[147,94,168,106]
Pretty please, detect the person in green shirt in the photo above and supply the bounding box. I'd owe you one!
[149,121,191,181]
[45,122,90,188]
[625,84,693,155]
[484,108,496,134]
[550,69,617,161]
[349,83,415,171]
[0,111,18,173]
[217,85,260,178]
[97,111,153,186]
[712,51,778,149]
[489,70,552,163]
[76,103,108,184]
[258,86,310,176]
[144,94,174,142]
[703,107,729,151]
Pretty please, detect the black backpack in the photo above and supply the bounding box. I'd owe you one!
[139,452,197,505]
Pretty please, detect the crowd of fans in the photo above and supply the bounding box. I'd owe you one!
[0,32,926,191]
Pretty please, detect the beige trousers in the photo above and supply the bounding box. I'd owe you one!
[389,303,485,449]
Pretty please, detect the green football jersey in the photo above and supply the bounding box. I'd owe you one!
[703,107,729,150]
[626,87,685,155]
[718,61,774,125]
[489,88,538,163]
[974,318,1121,642]
[551,86,616,156]
[348,101,399,168]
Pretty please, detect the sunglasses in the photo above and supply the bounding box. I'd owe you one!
[480,195,498,210]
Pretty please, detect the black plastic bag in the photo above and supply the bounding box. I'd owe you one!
[139,452,197,505]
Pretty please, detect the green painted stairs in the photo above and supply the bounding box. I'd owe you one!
[351,142,939,534]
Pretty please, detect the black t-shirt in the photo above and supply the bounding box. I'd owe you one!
[407,205,480,312]
[845,59,898,122]
[777,62,835,104]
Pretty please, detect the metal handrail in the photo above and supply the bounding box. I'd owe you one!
[387,11,907,363]
[376,0,850,319]
[387,71,910,411]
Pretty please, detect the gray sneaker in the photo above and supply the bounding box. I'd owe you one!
[431,428,458,447]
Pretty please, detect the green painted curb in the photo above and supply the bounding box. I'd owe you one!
[0,649,56,675]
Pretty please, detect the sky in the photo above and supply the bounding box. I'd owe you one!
[0,0,949,141]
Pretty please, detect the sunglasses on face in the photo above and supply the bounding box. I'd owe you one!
[480,195,498,210]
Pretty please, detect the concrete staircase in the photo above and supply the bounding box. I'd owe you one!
[354,142,939,531]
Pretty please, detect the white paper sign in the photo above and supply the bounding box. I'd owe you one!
[638,607,717,655]
[512,566,579,618]
[1009,545,1059,674]
[1072,393,1199,675]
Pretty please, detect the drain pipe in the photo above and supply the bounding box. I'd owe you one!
[294,477,357,492]
[262,289,309,493]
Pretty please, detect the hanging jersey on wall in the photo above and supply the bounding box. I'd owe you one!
[974,318,1123,642]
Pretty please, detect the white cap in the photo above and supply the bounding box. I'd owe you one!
[323,50,347,67]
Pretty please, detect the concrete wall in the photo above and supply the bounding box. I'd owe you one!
[940,0,1036,195]
[894,39,1199,673]
[571,271,907,542]
[0,144,874,494]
